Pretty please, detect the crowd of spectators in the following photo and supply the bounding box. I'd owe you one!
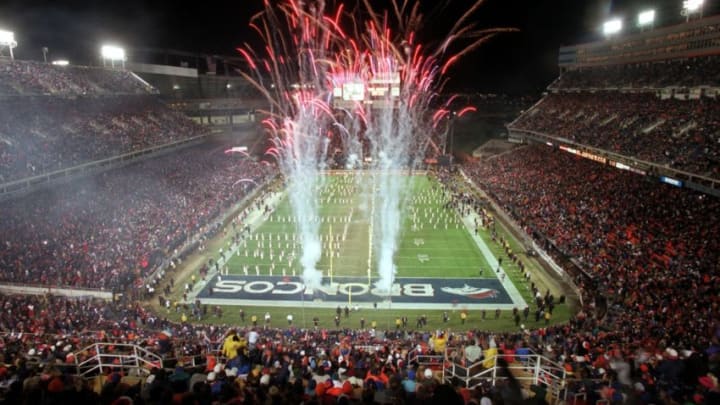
[0,291,530,405]
[0,52,719,402]
[0,96,208,183]
[510,92,720,178]
[550,56,720,89]
[0,141,275,291]
[0,60,153,96]
[463,144,720,402]
[0,147,716,403]
[0,259,718,405]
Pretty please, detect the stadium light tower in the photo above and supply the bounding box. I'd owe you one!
[603,18,623,37]
[637,9,656,30]
[101,44,126,69]
[682,0,705,21]
[0,30,17,60]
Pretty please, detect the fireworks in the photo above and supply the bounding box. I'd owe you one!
[237,0,515,291]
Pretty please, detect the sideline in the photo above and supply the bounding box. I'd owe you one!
[459,212,527,309]
[458,168,582,309]
[187,189,286,300]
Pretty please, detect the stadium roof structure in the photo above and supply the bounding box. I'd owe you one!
[129,46,252,77]
[559,13,720,68]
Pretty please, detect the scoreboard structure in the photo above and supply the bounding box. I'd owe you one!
[331,70,401,110]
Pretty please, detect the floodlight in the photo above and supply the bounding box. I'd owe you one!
[0,30,15,44]
[683,0,704,13]
[101,45,126,68]
[603,19,623,36]
[0,29,17,60]
[638,9,656,26]
[101,45,125,61]
[51,60,69,66]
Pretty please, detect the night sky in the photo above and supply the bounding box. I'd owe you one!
[1,0,719,94]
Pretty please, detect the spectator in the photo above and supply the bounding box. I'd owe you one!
[511,92,720,179]
[0,141,274,290]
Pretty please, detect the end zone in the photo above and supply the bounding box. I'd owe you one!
[195,275,526,310]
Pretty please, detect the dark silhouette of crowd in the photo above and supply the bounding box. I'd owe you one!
[0,141,274,291]
[511,92,720,178]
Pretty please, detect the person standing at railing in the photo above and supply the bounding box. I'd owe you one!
[221,330,243,362]
[482,339,498,370]
[464,339,482,364]
[431,332,448,354]
[515,342,531,365]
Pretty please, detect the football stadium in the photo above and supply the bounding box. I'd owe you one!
[0,0,719,404]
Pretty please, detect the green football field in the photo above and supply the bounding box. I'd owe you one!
[225,172,487,281]
[171,171,572,331]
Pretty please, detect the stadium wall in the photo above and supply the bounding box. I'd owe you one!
[127,62,198,78]
[0,283,113,300]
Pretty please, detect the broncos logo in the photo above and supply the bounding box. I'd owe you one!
[441,284,499,299]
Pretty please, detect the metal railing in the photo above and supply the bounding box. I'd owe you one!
[74,342,163,378]
[443,354,568,403]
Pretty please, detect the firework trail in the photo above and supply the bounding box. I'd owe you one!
[238,0,342,289]
[354,0,515,292]
[238,0,515,291]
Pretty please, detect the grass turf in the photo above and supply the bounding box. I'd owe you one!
[161,172,571,332]
[226,173,485,280]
